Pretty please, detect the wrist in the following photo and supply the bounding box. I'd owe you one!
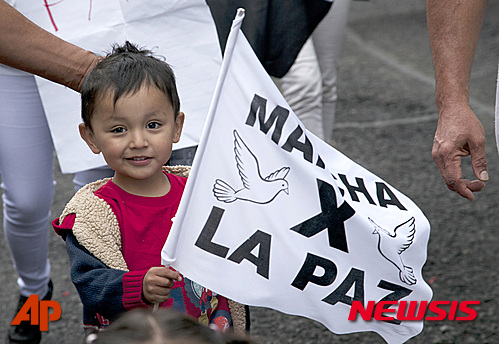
[73,51,100,92]
[122,270,149,310]
[435,95,471,116]
[434,77,470,114]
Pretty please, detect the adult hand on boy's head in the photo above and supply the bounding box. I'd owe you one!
[143,266,181,304]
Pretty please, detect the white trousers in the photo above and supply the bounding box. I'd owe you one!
[313,0,352,143]
[0,74,113,297]
[0,74,53,297]
[273,39,325,140]
[274,0,352,144]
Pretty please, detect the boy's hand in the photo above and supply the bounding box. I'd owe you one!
[143,266,181,304]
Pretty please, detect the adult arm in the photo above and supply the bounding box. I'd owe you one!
[427,0,489,201]
[0,0,98,91]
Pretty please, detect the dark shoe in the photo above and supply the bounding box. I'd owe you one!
[7,280,53,344]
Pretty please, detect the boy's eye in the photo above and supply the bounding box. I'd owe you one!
[111,127,126,133]
[147,122,161,129]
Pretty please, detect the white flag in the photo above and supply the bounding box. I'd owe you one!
[162,9,432,344]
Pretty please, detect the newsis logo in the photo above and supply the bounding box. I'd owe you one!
[348,300,480,322]
[11,295,61,331]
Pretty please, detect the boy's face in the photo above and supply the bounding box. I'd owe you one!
[79,85,184,192]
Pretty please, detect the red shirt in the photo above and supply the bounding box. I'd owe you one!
[56,172,232,331]
[95,173,185,271]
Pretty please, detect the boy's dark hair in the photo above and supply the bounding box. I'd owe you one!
[81,41,181,129]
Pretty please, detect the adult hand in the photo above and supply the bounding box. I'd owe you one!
[142,266,181,304]
[0,1,100,92]
[432,103,488,201]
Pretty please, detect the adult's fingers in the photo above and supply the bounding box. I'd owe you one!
[432,106,487,201]
[432,135,465,190]
[451,178,484,201]
[468,134,488,182]
[432,140,482,201]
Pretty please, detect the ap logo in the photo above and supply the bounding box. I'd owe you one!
[11,295,61,331]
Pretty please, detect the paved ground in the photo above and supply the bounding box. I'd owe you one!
[1,0,498,343]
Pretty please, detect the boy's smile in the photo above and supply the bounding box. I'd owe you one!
[79,85,184,196]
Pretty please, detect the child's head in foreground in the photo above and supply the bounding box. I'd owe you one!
[79,41,184,195]
[87,308,252,344]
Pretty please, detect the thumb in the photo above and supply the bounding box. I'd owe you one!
[162,266,182,282]
[470,145,488,182]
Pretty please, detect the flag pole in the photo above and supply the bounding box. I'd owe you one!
[204,8,246,129]
[161,8,246,266]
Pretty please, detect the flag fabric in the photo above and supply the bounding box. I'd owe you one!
[206,0,332,78]
[162,9,432,344]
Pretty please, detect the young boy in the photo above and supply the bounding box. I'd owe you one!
[53,42,235,337]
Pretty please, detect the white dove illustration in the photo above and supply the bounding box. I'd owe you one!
[213,130,290,204]
[369,217,417,285]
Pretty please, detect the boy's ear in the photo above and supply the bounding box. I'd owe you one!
[173,112,185,143]
[79,123,101,154]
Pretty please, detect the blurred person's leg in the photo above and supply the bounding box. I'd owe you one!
[313,0,352,143]
[0,74,53,298]
[273,39,325,140]
[0,74,53,343]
